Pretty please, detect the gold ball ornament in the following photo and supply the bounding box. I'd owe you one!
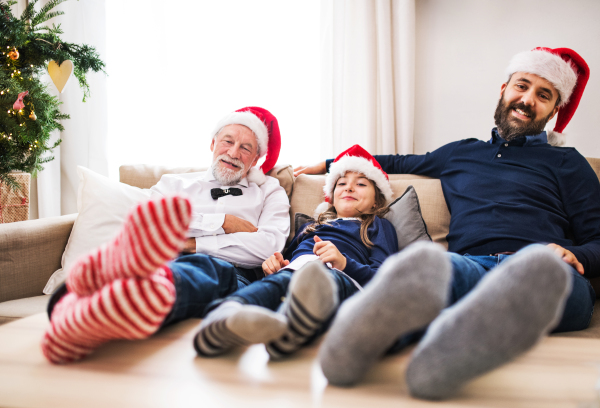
[7,48,19,60]
[29,111,36,120]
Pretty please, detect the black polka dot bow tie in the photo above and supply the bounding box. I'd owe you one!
[211,187,243,200]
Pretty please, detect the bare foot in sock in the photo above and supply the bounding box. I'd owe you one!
[406,244,572,400]
[266,261,338,360]
[318,242,451,386]
[194,301,287,357]
[41,196,192,364]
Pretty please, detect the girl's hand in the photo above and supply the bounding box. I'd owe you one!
[313,235,347,270]
[262,252,289,275]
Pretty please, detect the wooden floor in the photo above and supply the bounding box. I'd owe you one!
[1,314,600,408]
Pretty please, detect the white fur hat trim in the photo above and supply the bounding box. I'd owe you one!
[546,130,567,147]
[246,166,267,186]
[211,111,269,157]
[314,201,331,217]
[324,156,394,204]
[506,50,578,107]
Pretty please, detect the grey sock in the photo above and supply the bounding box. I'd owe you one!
[194,301,287,357]
[266,261,338,359]
[406,245,572,400]
[319,242,451,386]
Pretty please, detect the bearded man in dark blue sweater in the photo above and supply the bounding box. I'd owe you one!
[297,47,600,400]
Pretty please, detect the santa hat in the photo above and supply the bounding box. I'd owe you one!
[505,47,590,146]
[211,106,281,185]
[314,145,393,215]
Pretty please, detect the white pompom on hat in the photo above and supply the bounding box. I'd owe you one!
[211,107,281,185]
[314,144,393,216]
[505,47,590,146]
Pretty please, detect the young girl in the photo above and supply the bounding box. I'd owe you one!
[194,144,400,359]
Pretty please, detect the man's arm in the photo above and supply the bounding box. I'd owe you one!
[151,173,257,240]
[194,178,291,268]
[294,162,326,177]
[182,214,258,253]
[294,140,463,177]
[556,150,600,278]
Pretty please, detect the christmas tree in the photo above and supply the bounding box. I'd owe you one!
[0,0,105,190]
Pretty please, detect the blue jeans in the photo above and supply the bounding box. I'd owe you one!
[213,267,361,312]
[162,253,260,326]
[47,253,262,327]
[204,266,362,341]
[387,245,596,354]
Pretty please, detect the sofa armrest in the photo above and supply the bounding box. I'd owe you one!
[0,214,76,302]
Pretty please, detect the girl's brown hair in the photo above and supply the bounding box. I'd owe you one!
[303,175,390,248]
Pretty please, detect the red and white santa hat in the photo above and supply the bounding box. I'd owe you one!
[505,47,590,146]
[212,106,281,185]
[315,144,393,215]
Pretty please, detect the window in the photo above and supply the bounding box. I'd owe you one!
[106,0,320,178]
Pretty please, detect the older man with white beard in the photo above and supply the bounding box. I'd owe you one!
[146,106,290,323]
[41,107,291,364]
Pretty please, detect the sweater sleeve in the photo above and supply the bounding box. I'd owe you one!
[342,218,399,286]
[555,150,600,278]
[371,140,466,177]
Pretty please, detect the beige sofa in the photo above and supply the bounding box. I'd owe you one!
[1,160,600,339]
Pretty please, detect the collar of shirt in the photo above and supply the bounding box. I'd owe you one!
[202,169,249,188]
[333,217,361,221]
[489,128,548,147]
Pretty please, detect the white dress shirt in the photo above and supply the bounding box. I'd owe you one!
[150,170,290,268]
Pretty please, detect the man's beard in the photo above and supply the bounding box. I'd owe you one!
[493,95,554,141]
[211,154,246,186]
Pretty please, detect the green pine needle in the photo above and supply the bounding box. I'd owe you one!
[0,0,105,191]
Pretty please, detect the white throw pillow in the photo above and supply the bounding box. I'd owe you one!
[43,166,152,294]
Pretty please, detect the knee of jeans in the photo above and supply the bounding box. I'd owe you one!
[557,273,597,332]
[573,273,596,311]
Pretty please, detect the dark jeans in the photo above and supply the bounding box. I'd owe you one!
[210,267,361,312]
[47,253,263,327]
[387,244,596,354]
[161,253,264,326]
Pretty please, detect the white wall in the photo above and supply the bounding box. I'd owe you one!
[414,0,600,158]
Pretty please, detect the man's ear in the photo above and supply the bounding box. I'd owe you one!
[548,106,560,122]
[251,154,259,168]
[210,138,215,152]
[500,82,507,97]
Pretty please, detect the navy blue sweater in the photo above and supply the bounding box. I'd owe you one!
[283,217,398,286]
[327,130,600,278]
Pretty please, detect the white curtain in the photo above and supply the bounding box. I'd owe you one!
[29,0,108,218]
[321,0,415,158]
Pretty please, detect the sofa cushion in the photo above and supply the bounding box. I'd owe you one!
[384,186,432,250]
[43,167,152,294]
[0,295,50,325]
[0,214,76,303]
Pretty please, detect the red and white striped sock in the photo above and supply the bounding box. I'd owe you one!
[41,195,192,364]
[67,195,191,296]
[41,266,175,364]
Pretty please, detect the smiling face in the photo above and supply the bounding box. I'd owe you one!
[331,171,377,218]
[494,72,560,141]
[210,124,259,185]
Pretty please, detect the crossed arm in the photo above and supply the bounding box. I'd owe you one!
[182,214,259,253]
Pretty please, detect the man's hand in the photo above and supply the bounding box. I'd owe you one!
[547,243,584,275]
[222,214,258,234]
[293,161,327,178]
[313,235,347,270]
[262,252,289,275]
[182,238,196,254]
